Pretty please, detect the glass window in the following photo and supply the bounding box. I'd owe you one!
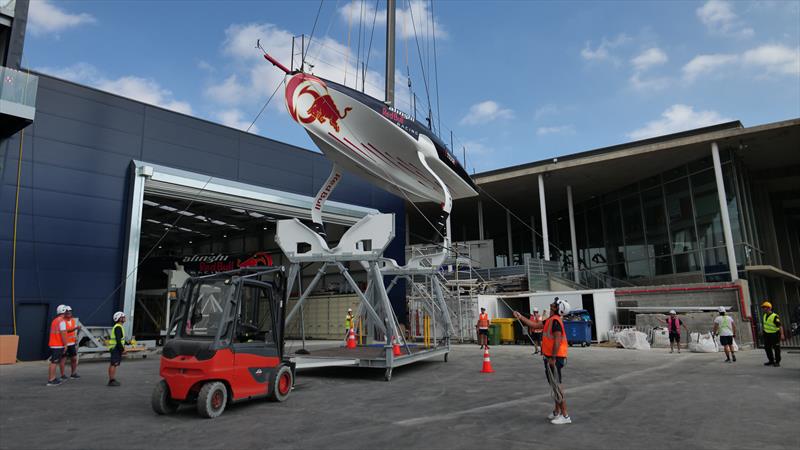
[665,179,697,254]
[238,285,275,343]
[621,195,648,266]
[689,156,713,173]
[722,164,743,244]
[603,201,625,267]
[691,169,725,250]
[586,207,606,269]
[640,175,661,190]
[663,165,688,182]
[183,281,234,338]
[653,255,674,275]
[673,250,701,273]
[642,187,670,257]
[627,258,651,279]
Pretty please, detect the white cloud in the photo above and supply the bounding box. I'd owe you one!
[627,104,732,140]
[742,44,800,76]
[216,109,258,133]
[536,125,575,136]
[631,48,668,72]
[580,34,631,63]
[205,74,248,105]
[28,0,96,36]
[37,63,192,114]
[682,44,799,81]
[682,54,739,81]
[629,72,671,91]
[696,0,754,38]
[337,0,447,40]
[459,100,513,126]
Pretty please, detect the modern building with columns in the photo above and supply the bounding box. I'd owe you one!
[407,118,799,339]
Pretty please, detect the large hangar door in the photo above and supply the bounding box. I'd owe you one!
[121,162,378,337]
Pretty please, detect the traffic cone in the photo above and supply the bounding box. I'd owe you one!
[480,348,494,373]
[392,337,402,356]
[346,328,357,349]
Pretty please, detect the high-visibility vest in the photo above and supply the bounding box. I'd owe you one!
[477,313,489,329]
[763,313,780,334]
[529,314,542,333]
[345,314,354,330]
[542,315,568,358]
[48,317,65,348]
[64,318,77,345]
[718,315,732,333]
[108,323,125,350]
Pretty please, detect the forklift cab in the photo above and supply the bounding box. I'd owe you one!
[152,268,294,418]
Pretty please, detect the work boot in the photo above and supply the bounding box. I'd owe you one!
[764,362,774,366]
[107,379,121,387]
[46,379,62,387]
[70,373,81,379]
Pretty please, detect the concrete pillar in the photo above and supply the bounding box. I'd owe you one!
[538,174,550,261]
[477,200,484,241]
[711,142,739,281]
[567,185,579,283]
[506,209,513,266]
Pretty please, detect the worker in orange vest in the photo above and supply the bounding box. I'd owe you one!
[60,306,81,380]
[46,305,70,386]
[515,297,572,425]
[476,307,490,349]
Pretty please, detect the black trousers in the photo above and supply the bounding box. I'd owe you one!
[763,332,781,363]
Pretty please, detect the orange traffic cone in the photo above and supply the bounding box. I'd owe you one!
[346,328,357,349]
[392,337,402,356]
[480,348,494,373]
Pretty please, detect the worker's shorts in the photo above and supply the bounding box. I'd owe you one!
[532,333,542,343]
[478,328,488,336]
[544,357,566,384]
[669,332,681,343]
[65,344,77,357]
[719,336,734,346]
[109,349,123,366]
[49,347,64,363]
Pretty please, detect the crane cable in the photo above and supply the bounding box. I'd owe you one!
[10,129,24,335]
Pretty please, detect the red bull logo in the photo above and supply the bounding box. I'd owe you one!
[285,74,352,133]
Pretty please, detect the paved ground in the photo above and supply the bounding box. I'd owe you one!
[1,343,798,450]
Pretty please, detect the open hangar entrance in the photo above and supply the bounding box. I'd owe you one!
[121,162,378,343]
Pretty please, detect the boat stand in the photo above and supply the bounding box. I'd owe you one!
[276,213,451,381]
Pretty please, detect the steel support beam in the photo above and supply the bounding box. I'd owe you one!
[712,142,739,281]
[538,174,550,261]
[567,185,579,283]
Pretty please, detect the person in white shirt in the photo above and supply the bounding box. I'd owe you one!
[713,306,737,363]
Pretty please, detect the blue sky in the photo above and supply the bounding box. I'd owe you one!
[23,0,800,173]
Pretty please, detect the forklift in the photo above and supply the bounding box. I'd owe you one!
[151,267,294,418]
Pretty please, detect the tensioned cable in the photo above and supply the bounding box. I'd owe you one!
[363,0,380,80]
[303,0,326,70]
[247,76,287,133]
[406,0,432,120]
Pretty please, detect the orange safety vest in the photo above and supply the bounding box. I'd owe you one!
[478,313,489,329]
[48,317,65,348]
[529,314,542,334]
[542,315,568,358]
[64,318,77,345]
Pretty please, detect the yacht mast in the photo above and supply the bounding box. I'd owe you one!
[385,0,396,106]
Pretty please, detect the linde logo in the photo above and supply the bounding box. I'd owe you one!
[315,173,341,211]
[181,254,230,264]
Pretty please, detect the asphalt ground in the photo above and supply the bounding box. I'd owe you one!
[1,342,798,450]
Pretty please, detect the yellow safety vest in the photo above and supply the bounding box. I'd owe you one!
[108,323,125,350]
[345,314,354,330]
[762,313,780,334]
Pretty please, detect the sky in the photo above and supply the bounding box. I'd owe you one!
[21,0,800,174]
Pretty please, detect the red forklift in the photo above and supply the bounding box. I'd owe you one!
[151,267,294,418]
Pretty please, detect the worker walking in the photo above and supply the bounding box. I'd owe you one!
[476,307,490,349]
[108,312,127,386]
[760,301,782,367]
[660,310,689,353]
[61,306,81,379]
[515,297,572,425]
[713,307,737,363]
[529,307,543,355]
[46,305,70,386]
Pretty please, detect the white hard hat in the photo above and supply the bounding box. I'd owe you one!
[56,304,68,314]
[65,305,73,312]
[554,298,570,316]
[718,306,726,313]
[347,308,352,312]
[113,311,126,322]
[533,307,539,312]
[669,310,677,315]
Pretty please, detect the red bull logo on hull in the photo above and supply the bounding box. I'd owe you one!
[286,74,352,133]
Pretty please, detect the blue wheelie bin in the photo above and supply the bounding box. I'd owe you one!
[563,310,592,347]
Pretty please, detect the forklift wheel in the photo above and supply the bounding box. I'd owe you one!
[267,365,293,402]
[151,380,179,415]
[197,381,228,418]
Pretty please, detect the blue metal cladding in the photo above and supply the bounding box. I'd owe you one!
[0,75,406,358]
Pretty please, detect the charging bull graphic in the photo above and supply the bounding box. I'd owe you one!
[286,74,352,133]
